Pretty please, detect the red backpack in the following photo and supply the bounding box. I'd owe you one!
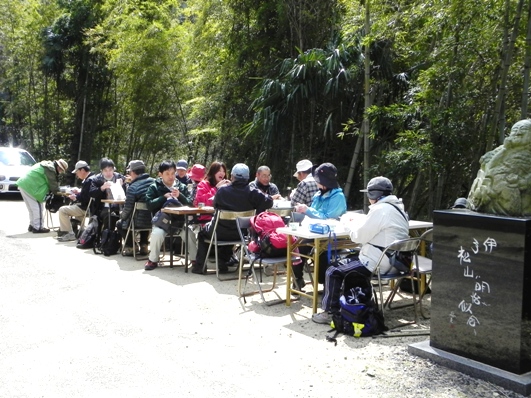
[248,211,293,257]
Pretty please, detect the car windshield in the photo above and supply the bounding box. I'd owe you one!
[0,149,36,166]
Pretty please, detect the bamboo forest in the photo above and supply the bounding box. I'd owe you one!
[1,0,530,218]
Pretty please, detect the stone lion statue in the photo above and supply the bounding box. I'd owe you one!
[468,119,531,216]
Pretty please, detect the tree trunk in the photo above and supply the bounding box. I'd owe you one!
[362,0,371,213]
[343,133,363,200]
[521,1,531,119]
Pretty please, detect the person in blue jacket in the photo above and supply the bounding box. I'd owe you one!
[294,162,346,219]
[292,162,347,289]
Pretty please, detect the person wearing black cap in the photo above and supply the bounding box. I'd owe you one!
[57,160,95,242]
[312,176,409,324]
[294,162,346,219]
[175,159,192,185]
[292,163,347,290]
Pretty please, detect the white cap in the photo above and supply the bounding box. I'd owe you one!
[293,159,312,177]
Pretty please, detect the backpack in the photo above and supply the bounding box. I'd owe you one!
[94,228,122,256]
[77,216,98,247]
[326,271,388,343]
[45,192,68,213]
[248,211,292,257]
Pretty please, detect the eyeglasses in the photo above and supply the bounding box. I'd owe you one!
[260,174,272,179]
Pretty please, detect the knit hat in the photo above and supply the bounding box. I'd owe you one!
[361,176,393,200]
[313,163,339,189]
[231,163,250,180]
[293,159,313,177]
[55,159,68,173]
[189,164,206,182]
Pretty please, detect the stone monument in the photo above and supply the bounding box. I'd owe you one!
[410,119,531,395]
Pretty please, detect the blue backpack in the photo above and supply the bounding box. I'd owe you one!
[327,272,387,343]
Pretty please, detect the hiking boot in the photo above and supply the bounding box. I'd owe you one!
[58,232,76,242]
[76,241,94,249]
[144,260,158,271]
[56,231,68,238]
[33,227,50,234]
[312,311,332,325]
[294,277,306,291]
[140,244,149,255]
[122,246,135,256]
[28,225,34,232]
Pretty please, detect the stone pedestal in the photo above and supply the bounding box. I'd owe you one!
[429,210,531,374]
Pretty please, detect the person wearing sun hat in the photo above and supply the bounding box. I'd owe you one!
[293,162,347,288]
[188,163,206,202]
[16,158,69,233]
[312,175,409,325]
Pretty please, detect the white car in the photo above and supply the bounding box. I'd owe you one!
[0,147,37,193]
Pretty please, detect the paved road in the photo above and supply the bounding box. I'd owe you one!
[0,196,519,397]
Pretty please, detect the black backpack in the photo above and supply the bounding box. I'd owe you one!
[77,216,98,248]
[45,192,68,213]
[94,228,122,257]
[326,271,388,343]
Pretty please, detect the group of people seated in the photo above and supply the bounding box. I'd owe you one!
[18,155,412,327]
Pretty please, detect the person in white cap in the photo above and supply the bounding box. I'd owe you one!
[290,159,319,207]
[312,176,409,325]
[16,158,68,233]
[57,160,94,242]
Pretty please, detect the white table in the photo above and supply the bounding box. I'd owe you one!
[278,217,433,314]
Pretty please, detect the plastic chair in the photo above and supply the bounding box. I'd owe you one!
[236,216,296,304]
[203,209,256,280]
[122,202,152,260]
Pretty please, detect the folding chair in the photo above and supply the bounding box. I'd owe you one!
[75,197,94,237]
[236,216,295,304]
[371,237,423,329]
[268,207,292,224]
[122,202,152,260]
[204,209,256,280]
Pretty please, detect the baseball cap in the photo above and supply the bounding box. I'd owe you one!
[313,163,339,189]
[360,176,393,200]
[231,163,250,180]
[55,159,68,173]
[72,160,89,173]
[126,160,145,172]
[176,159,188,170]
[293,159,313,177]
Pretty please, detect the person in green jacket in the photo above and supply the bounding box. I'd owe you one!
[16,159,69,233]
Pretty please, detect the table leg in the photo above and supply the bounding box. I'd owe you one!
[184,216,189,273]
[285,235,293,306]
[312,238,320,314]
[169,216,174,268]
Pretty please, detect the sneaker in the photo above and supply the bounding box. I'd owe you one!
[28,225,34,232]
[140,244,149,255]
[144,260,158,271]
[57,232,76,242]
[33,227,50,234]
[312,311,332,325]
[293,277,306,292]
[123,246,134,256]
[76,241,94,249]
[56,231,68,238]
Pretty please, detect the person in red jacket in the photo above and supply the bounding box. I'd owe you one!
[194,161,230,223]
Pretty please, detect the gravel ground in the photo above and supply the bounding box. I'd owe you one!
[0,196,527,397]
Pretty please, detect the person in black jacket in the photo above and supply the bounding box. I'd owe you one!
[144,160,193,271]
[80,158,126,248]
[192,163,274,274]
[57,161,95,242]
[117,160,155,255]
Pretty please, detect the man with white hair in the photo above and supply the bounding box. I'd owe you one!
[192,163,274,274]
